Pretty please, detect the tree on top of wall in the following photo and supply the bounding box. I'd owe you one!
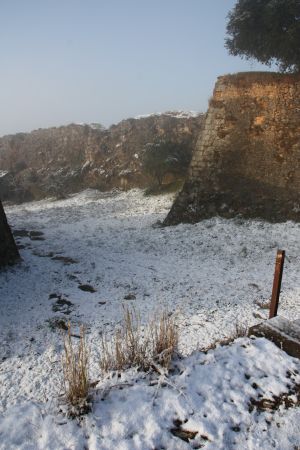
[225,0,300,72]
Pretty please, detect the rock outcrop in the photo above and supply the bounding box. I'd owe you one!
[0,200,20,267]
[0,112,203,203]
[165,72,300,225]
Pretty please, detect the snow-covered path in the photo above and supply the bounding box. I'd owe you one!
[0,189,299,449]
[2,189,300,354]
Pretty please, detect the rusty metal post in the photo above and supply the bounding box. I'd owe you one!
[269,250,285,319]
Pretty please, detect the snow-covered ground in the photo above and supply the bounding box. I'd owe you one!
[0,189,299,449]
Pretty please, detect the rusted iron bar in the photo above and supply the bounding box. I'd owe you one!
[269,250,285,319]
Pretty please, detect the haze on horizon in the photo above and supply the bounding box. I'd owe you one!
[0,0,271,137]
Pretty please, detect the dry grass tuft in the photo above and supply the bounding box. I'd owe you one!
[234,322,248,338]
[100,307,178,373]
[150,310,178,369]
[62,323,90,416]
[200,321,249,353]
[100,307,150,372]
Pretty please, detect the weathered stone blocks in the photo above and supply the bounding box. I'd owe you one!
[165,72,300,225]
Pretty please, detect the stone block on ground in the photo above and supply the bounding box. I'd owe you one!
[248,316,300,359]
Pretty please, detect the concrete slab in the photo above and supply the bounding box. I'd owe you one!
[248,316,300,359]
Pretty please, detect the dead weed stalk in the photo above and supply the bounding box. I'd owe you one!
[150,310,178,369]
[100,306,178,373]
[62,323,90,416]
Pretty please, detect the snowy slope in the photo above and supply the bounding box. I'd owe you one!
[0,189,299,449]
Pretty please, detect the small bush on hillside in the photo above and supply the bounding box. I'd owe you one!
[144,179,185,196]
[142,140,192,187]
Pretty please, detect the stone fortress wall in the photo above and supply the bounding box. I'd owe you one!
[165,72,300,225]
[0,113,203,202]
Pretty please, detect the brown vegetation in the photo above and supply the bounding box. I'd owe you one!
[62,324,90,416]
[99,307,178,373]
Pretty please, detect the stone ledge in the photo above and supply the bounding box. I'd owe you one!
[248,316,300,359]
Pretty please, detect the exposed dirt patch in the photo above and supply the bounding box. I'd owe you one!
[254,299,271,309]
[51,255,78,265]
[29,231,45,241]
[67,274,79,281]
[124,293,136,300]
[170,427,198,443]
[52,298,74,315]
[169,418,207,447]
[16,244,27,250]
[249,380,300,413]
[78,284,97,293]
[32,251,54,258]
[13,229,29,237]
[49,293,60,299]
[46,317,68,331]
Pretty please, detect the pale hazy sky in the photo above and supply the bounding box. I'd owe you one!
[0,0,271,136]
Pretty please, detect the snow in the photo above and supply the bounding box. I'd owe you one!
[74,123,105,130]
[1,189,300,449]
[118,169,132,176]
[81,161,92,172]
[135,111,201,120]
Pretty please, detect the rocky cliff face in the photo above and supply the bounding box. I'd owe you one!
[165,72,300,225]
[0,112,203,202]
[0,200,20,267]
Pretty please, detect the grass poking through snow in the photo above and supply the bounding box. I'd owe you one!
[62,324,91,417]
[100,307,178,373]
